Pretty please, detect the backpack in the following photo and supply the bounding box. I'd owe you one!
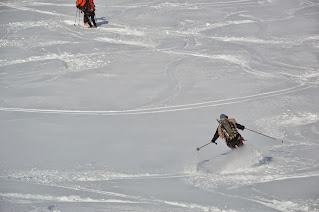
[76,0,90,11]
[218,117,239,141]
[76,0,83,10]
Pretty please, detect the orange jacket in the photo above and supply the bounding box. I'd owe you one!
[76,0,95,11]
[76,0,84,7]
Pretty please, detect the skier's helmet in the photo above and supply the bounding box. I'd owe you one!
[220,114,228,119]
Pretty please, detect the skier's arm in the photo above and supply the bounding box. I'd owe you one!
[236,123,245,130]
[211,128,219,143]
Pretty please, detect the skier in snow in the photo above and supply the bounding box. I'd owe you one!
[211,114,245,149]
[76,0,97,28]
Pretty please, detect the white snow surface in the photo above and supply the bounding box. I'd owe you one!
[0,0,319,211]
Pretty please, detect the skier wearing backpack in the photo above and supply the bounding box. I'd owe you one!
[211,114,246,149]
[76,0,97,28]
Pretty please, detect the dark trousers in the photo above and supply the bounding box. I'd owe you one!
[226,135,244,149]
[84,11,97,27]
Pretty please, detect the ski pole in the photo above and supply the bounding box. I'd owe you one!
[245,128,284,143]
[74,8,78,25]
[196,141,217,151]
[78,9,81,24]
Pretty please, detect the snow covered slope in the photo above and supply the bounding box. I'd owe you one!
[0,0,319,211]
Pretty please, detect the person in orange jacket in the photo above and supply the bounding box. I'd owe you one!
[76,0,97,27]
[211,114,246,149]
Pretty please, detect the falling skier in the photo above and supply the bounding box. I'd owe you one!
[211,114,246,149]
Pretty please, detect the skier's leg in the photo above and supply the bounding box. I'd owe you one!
[234,136,244,148]
[90,12,97,27]
[84,12,92,27]
[237,142,244,148]
[227,141,236,149]
[84,15,89,25]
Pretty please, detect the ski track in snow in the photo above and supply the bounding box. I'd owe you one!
[0,176,225,211]
[2,154,319,212]
[2,141,319,210]
[0,192,140,204]
[0,84,311,116]
[212,190,315,212]
[151,0,270,9]
[1,2,71,17]
[1,0,315,117]
[1,1,317,85]
[1,175,310,212]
